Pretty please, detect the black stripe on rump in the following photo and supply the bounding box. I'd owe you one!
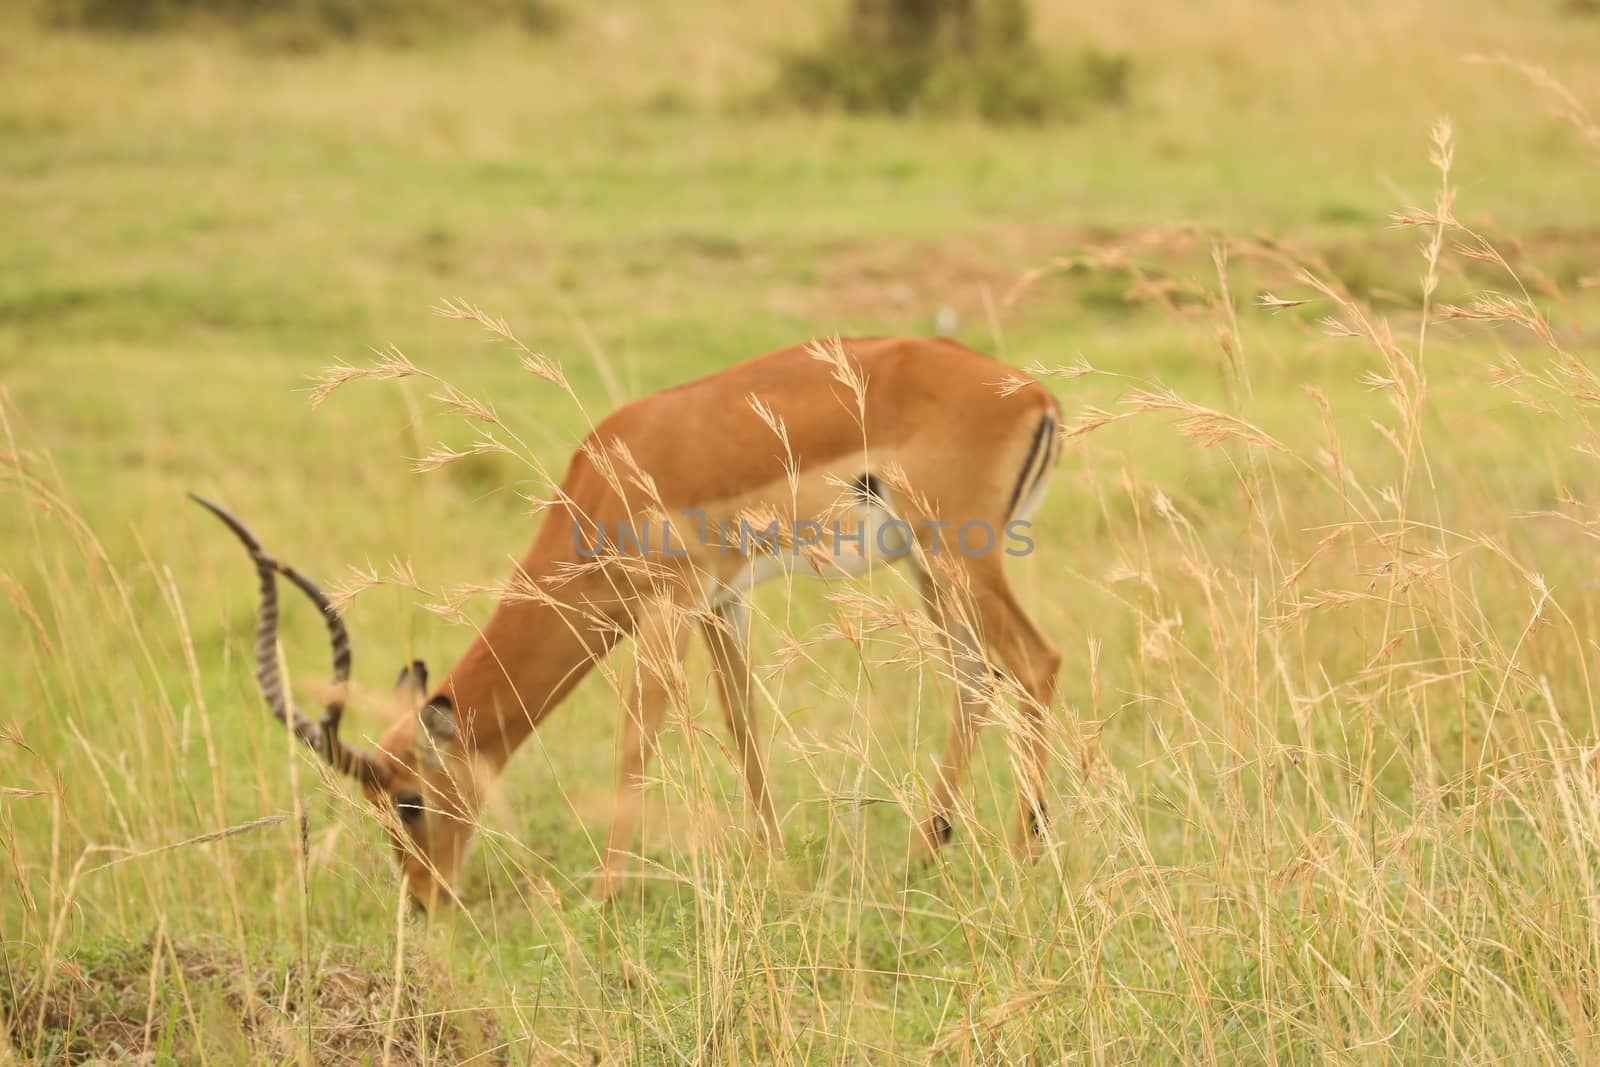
[1004,411,1053,521]
[852,472,886,504]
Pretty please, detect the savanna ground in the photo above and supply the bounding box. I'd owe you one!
[5,0,1600,1061]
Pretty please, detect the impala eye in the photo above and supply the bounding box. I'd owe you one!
[395,792,425,824]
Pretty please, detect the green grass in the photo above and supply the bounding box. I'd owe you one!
[6,1,1600,1061]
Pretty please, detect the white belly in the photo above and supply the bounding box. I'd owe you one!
[708,498,908,607]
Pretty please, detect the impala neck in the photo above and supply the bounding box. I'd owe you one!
[434,599,609,767]
[425,510,622,770]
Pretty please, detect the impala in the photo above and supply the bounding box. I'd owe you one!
[196,335,1062,908]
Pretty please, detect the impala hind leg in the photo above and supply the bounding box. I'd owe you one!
[701,598,782,844]
[967,568,1060,857]
[913,568,992,858]
[592,600,689,901]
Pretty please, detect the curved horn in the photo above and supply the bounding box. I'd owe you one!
[190,493,389,788]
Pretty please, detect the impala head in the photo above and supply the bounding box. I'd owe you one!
[191,494,473,911]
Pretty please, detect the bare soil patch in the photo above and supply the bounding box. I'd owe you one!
[4,937,501,1065]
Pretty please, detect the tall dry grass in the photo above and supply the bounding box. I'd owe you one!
[6,102,1600,1063]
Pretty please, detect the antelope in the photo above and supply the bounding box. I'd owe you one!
[195,335,1062,908]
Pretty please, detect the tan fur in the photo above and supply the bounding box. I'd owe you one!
[367,336,1063,906]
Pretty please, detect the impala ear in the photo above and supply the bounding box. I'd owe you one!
[417,695,458,771]
[395,659,429,710]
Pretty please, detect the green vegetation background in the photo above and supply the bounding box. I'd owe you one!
[5,1,1600,1061]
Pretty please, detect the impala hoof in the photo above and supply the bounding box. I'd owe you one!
[1010,804,1048,860]
[587,872,620,903]
[909,812,954,864]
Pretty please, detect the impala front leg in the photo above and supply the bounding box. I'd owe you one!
[592,600,689,901]
[702,598,781,844]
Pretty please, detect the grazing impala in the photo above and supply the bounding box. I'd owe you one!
[196,336,1062,908]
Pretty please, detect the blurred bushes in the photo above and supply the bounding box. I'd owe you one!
[772,0,1130,122]
[37,0,565,48]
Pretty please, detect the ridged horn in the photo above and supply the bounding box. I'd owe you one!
[190,493,388,788]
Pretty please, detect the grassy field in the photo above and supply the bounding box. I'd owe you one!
[5,0,1600,1061]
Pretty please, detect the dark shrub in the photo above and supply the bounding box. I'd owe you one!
[772,0,1130,123]
[38,0,564,46]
